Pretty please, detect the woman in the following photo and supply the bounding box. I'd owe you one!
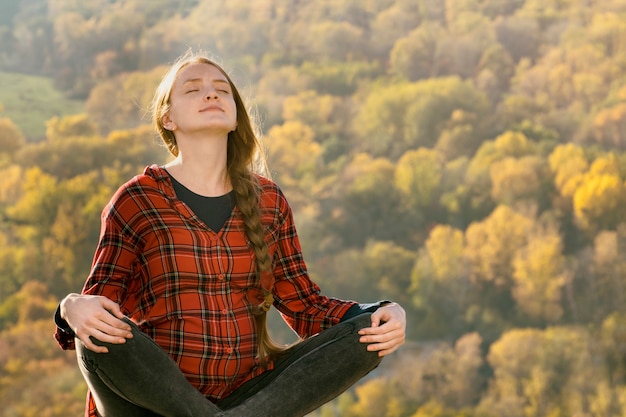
[54,50,406,417]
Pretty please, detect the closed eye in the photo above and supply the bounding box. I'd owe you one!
[185,89,199,94]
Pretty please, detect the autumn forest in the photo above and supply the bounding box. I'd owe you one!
[1,0,626,416]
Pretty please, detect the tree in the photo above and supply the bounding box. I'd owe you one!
[479,326,604,417]
[474,43,515,104]
[411,225,471,338]
[592,103,626,149]
[353,77,488,160]
[370,1,421,59]
[548,143,589,199]
[493,16,541,62]
[512,222,569,323]
[421,332,485,409]
[389,24,442,81]
[0,117,25,156]
[490,155,549,208]
[321,153,412,248]
[266,120,323,209]
[573,171,626,232]
[395,148,444,210]
[85,67,166,134]
[45,114,97,142]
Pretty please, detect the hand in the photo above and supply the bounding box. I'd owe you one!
[358,302,406,357]
[60,293,133,353]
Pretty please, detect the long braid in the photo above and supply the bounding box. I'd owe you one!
[231,172,286,367]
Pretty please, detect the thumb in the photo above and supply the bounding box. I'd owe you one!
[370,310,384,328]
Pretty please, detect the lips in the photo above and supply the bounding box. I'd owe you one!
[200,105,223,112]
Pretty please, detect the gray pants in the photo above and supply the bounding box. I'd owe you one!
[77,313,382,417]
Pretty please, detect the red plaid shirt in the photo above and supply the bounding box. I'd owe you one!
[54,165,355,416]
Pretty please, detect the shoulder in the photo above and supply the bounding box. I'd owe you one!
[255,175,289,211]
[105,165,170,220]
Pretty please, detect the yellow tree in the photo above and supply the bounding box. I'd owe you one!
[592,102,626,149]
[490,155,546,206]
[411,225,470,337]
[0,117,25,157]
[45,113,97,142]
[465,205,533,286]
[265,120,323,209]
[548,143,588,200]
[573,171,626,232]
[464,205,534,333]
[421,332,485,409]
[512,223,568,323]
[479,326,602,417]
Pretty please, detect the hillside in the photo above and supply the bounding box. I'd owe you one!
[1,0,626,416]
[0,72,83,140]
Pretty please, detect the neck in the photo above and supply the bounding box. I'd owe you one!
[165,136,231,196]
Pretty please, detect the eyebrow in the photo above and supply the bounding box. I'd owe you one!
[180,78,230,86]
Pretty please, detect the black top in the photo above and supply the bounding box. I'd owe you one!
[168,174,236,232]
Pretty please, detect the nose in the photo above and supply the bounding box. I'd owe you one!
[205,87,219,100]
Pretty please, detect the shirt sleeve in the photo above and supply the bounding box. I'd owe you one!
[53,187,143,350]
[268,186,357,338]
[340,301,393,322]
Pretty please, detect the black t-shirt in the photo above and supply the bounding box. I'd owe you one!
[168,175,235,232]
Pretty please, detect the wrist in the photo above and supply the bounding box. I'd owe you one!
[60,293,80,320]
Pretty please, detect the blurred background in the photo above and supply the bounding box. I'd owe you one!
[1,0,626,416]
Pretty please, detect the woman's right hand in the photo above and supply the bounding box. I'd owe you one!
[60,293,133,353]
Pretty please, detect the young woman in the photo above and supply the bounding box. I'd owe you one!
[54,51,406,417]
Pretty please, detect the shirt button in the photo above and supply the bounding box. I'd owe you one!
[226,348,234,354]
[222,309,228,315]
[218,274,224,280]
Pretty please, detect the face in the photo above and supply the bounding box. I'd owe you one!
[162,62,237,138]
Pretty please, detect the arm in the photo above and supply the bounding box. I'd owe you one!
[264,181,406,353]
[264,184,355,337]
[54,186,142,352]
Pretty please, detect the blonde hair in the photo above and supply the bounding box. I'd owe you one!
[151,50,284,366]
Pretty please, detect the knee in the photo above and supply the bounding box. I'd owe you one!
[344,313,384,369]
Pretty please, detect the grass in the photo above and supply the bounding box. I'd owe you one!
[0,72,84,140]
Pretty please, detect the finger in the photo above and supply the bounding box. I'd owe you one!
[75,326,128,352]
[76,333,109,353]
[359,320,401,337]
[98,314,133,336]
[100,298,126,320]
[364,335,406,356]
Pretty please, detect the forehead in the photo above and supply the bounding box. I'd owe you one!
[175,62,229,85]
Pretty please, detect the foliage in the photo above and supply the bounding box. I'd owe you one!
[2,0,626,416]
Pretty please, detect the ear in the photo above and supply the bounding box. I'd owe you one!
[161,113,176,131]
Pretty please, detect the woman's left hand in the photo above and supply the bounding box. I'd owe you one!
[358,302,406,356]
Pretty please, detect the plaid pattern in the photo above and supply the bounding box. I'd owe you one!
[55,165,355,415]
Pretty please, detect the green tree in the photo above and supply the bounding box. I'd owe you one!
[395,147,444,211]
[389,23,442,81]
[353,77,488,160]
